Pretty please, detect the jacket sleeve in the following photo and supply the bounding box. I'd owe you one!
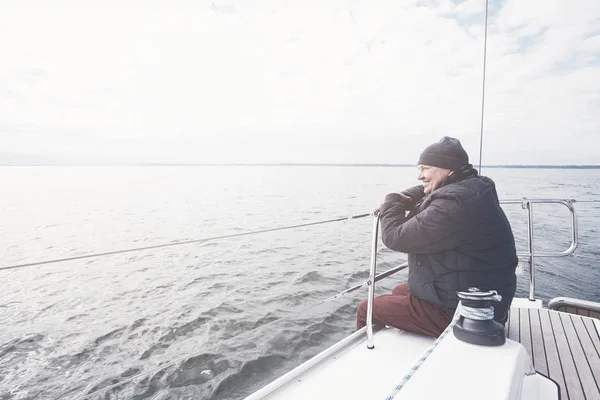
[380,194,470,254]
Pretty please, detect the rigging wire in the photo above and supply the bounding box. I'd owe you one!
[0,213,372,272]
[4,197,596,274]
[478,0,490,175]
[4,197,597,274]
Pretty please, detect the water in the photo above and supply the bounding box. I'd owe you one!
[0,166,599,400]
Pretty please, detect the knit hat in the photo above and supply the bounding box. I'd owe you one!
[417,136,469,171]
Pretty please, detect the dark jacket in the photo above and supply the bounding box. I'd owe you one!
[379,168,518,322]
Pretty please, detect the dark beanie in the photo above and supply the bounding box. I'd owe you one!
[417,136,469,171]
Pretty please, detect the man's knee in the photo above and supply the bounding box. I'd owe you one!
[392,283,409,296]
[356,299,369,330]
[357,299,368,317]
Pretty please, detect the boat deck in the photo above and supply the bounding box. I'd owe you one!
[506,307,600,400]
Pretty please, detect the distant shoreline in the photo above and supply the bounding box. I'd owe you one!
[143,163,600,169]
[2,163,600,169]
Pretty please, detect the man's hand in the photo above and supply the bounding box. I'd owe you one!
[377,193,410,214]
[400,185,425,209]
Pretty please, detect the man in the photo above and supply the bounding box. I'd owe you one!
[356,136,518,337]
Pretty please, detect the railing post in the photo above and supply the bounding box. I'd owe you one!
[568,200,579,254]
[524,199,536,301]
[366,213,380,349]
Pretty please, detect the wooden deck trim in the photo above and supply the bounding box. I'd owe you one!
[529,309,549,376]
[570,314,600,396]
[541,309,569,400]
[507,307,600,400]
[583,318,600,358]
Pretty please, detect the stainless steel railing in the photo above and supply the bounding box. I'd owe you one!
[501,198,578,301]
[366,214,380,349]
[365,198,579,347]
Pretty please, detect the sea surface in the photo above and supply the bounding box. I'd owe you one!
[1,166,599,400]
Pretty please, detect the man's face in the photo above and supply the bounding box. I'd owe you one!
[417,164,452,194]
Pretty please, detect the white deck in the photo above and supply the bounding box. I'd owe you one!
[244,303,576,400]
[245,327,436,400]
[506,307,600,400]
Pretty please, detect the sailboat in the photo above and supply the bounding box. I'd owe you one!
[241,1,600,399]
[243,197,600,399]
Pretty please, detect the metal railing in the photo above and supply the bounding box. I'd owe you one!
[365,198,579,347]
[366,215,380,349]
[501,198,578,301]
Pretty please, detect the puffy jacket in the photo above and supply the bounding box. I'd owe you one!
[379,170,518,322]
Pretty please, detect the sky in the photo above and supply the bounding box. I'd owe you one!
[1,0,599,165]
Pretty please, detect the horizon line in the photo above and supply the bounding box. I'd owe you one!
[2,162,600,169]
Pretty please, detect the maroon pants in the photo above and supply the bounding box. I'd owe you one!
[356,283,455,337]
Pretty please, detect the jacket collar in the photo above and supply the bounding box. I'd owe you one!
[408,164,479,218]
[439,164,479,188]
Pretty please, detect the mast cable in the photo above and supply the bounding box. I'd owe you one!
[0,213,371,272]
[478,0,490,174]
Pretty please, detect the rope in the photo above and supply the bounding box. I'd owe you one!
[0,213,371,272]
[457,303,495,320]
[478,0,490,175]
[73,262,407,399]
[384,302,494,400]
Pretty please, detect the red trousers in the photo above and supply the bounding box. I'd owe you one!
[356,283,455,337]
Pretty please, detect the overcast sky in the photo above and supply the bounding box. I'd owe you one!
[1,0,599,165]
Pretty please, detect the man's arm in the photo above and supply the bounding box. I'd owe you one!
[379,194,469,254]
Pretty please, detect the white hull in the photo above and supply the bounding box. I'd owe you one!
[245,298,600,399]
